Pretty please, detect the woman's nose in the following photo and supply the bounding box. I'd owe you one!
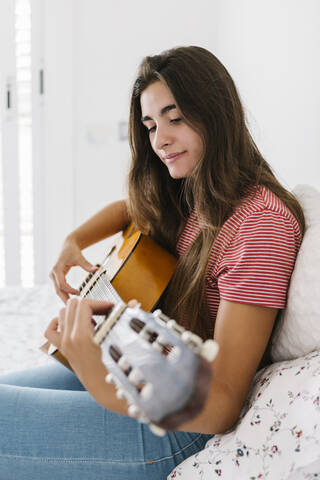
[154,125,172,150]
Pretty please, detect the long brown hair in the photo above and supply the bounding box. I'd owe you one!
[127,46,305,339]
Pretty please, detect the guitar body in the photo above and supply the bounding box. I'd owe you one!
[41,223,177,368]
[96,223,177,312]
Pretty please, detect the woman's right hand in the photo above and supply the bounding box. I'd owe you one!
[49,237,98,304]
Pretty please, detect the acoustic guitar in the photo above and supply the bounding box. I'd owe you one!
[41,222,177,369]
[41,224,219,433]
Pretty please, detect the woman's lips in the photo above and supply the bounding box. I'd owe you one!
[164,151,186,164]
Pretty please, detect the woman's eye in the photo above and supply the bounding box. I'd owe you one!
[148,126,156,133]
[170,118,182,124]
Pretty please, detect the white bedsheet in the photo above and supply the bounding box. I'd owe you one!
[0,285,63,374]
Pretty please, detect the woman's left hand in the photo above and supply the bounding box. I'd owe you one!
[44,297,113,384]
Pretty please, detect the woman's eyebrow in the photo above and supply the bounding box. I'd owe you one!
[141,104,177,123]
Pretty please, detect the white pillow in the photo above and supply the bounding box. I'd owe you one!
[168,351,320,480]
[271,184,320,362]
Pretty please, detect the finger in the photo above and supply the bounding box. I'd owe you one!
[57,307,66,334]
[82,298,114,316]
[63,297,80,341]
[58,290,70,305]
[53,265,80,296]
[78,254,99,273]
[50,271,69,304]
[44,318,61,349]
[59,277,80,296]
[50,270,77,303]
[72,299,114,338]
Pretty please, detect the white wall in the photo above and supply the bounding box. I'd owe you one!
[72,0,221,258]
[40,0,320,284]
[43,0,222,282]
[213,0,320,190]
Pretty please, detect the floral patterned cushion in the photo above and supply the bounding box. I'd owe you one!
[168,351,320,479]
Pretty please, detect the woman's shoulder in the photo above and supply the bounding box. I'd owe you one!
[210,185,302,265]
[232,185,301,234]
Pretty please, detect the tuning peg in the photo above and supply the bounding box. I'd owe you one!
[149,423,166,437]
[140,382,153,400]
[115,388,126,400]
[118,356,131,371]
[105,373,115,384]
[106,373,123,390]
[128,368,143,384]
[156,334,169,346]
[128,404,140,418]
[181,331,202,347]
[153,310,170,324]
[200,339,219,362]
[166,319,185,334]
[138,413,149,424]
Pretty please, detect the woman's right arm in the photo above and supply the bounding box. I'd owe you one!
[50,199,130,303]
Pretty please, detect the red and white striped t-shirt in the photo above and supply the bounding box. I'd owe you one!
[176,185,302,325]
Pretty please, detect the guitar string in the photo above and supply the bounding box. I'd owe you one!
[82,272,117,327]
[85,270,120,303]
[95,273,120,302]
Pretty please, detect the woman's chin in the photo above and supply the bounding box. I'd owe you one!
[167,167,189,179]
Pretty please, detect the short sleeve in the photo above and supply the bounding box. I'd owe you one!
[214,210,301,309]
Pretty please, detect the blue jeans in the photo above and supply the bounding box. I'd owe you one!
[0,363,211,479]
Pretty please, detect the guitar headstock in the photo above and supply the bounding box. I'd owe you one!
[94,303,219,435]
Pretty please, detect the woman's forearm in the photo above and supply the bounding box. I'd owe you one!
[67,199,130,250]
[177,377,242,435]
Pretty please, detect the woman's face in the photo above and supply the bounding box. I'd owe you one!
[140,81,203,179]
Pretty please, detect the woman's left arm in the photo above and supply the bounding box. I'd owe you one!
[178,299,278,434]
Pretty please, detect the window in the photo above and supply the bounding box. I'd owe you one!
[15,0,34,286]
[0,0,34,287]
[0,131,5,287]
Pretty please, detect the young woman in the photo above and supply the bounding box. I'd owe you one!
[0,46,304,479]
